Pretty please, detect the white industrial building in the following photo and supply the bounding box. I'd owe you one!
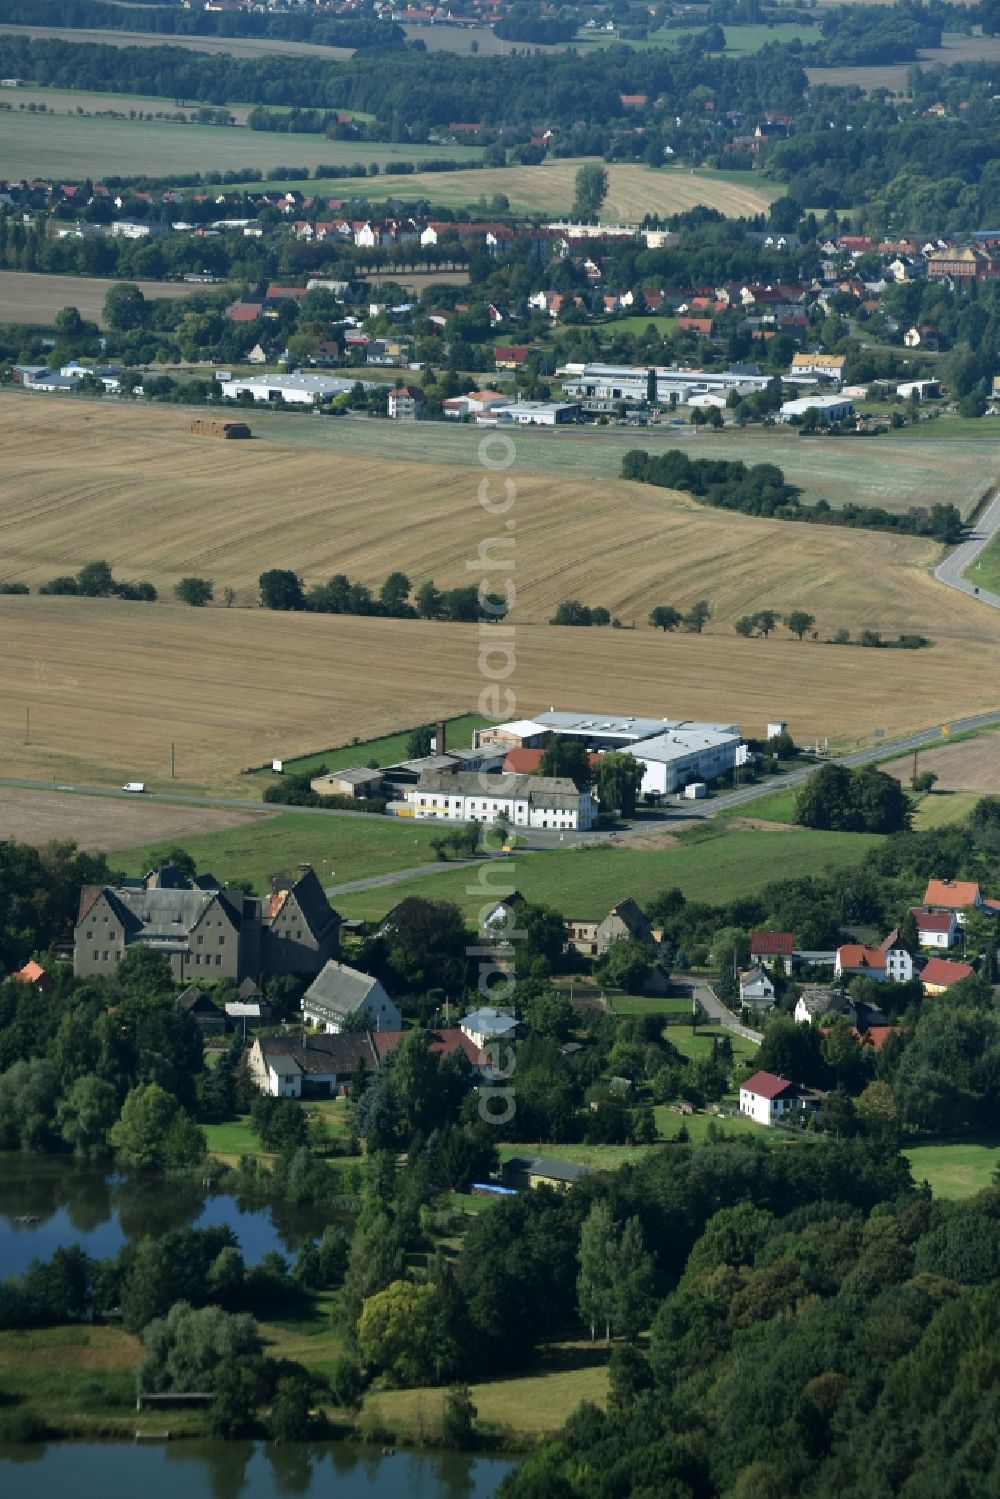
[474,710,744,797]
[219,373,370,405]
[404,770,595,830]
[778,394,854,424]
[485,401,582,426]
[560,362,771,411]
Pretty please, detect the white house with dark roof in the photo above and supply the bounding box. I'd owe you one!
[301,960,401,1034]
[739,1070,822,1126]
[909,907,959,949]
[405,770,595,830]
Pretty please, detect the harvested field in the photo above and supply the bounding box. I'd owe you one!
[252,160,776,219]
[0,21,354,60]
[806,33,1000,91]
[2,397,998,638]
[0,108,481,182]
[1,597,998,793]
[240,407,1000,519]
[0,270,209,326]
[881,732,1000,795]
[0,785,272,851]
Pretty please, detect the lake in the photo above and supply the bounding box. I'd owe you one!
[0,1155,327,1278]
[0,1440,515,1498]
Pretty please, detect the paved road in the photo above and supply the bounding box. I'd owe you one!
[324,855,503,897]
[701,708,1000,816]
[672,973,763,1044]
[934,486,1000,609]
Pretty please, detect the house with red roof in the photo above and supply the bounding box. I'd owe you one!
[749,930,793,971]
[835,930,915,983]
[920,957,974,995]
[909,907,959,950]
[739,1070,823,1126]
[921,878,983,919]
[11,959,54,993]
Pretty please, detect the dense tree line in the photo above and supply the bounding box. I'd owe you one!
[622,449,965,543]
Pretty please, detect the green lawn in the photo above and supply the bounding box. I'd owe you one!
[259,1288,346,1385]
[904,1140,1000,1200]
[604,314,679,336]
[612,995,692,1016]
[254,711,493,780]
[333,824,884,922]
[653,1107,768,1143]
[665,1026,760,1066]
[203,1116,270,1159]
[721,785,800,824]
[909,791,982,831]
[498,1140,659,1169]
[964,529,1000,595]
[113,811,454,893]
[364,1339,609,1437]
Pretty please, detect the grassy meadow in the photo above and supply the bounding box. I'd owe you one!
[255,712,493,779]
[330,824,885,922]
[113,812,452,892]
[904,1140,1000,1200]
[0,108,480,182]
[964,530,1000,595]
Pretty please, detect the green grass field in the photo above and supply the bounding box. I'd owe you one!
[0,109,481,181]
[611,995,692,1015]
[722,785,800,824]
[574,21,815,53]
[333,824,884,922]
[603,314,679,336]
[665,1026,760,1066]
[904,1140,999,1200]
[203,1116,270,1159]
[0,1326,146,1435]
[364,1340,609,1437]
[114,811,453,892]
[964,530,1000,595]
[909,790,982,830]
[653,1108,767,1142]
[255,712,493,780]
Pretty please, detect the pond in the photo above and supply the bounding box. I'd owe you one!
[0,1440,516,1498]
[0,1155,328,1278]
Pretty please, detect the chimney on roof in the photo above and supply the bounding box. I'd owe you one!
[436,719,447,755]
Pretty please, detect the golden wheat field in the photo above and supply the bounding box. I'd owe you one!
[0,396,997,789]
[1,598,998,793]
[0,396,993,641]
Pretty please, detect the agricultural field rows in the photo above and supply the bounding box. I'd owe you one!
[0,20,354,60]
[0,270,210,326]
[0,107,481,182]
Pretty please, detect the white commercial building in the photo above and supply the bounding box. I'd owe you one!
[219,373,369,405]
[779,394,854,423]
[474,709,743,798]
[631,725,742,795]
[405,770,595,830]
[561,362,771,411]
[486,401,582,426]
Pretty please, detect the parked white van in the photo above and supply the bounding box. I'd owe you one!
[122,782,146,794]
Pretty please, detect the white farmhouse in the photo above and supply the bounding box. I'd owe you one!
[405,770,594,831]
[301,960,401,1034]
[739,1070,821,1126]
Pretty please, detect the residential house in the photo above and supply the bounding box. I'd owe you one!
[835,931,915,983]
[460,1008,519,1050]
[921,879,987,923]
[502,1155,595,1191]
[920,957,974,995]
[739,966,776,1008]
[494,345,531,370]
[910,907,959,949]
[565,899,652,958]
[793,985,847,1025]
[790,352,846,382]
[250,1030,377,1098]
[749,931,794,971]
[443,389,509,419]
[301,960,401,1034]
[387,386,426,420]
[177,985,227,1037]
[225,998,272,1031]
[739,1070,822,1126]
[480,891,526,940]
[263,865,342,977]
[10,959,55,993]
